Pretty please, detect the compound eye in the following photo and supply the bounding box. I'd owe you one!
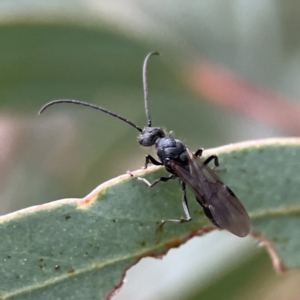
[138,134,155,146]
[138,127,165,147]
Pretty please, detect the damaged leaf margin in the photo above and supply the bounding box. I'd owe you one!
[0,138,300,300]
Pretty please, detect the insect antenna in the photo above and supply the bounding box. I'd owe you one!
[143,51,160,127]
[38,99,143,133]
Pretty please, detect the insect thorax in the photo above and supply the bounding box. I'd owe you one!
[156,137,188,166]
[138,127,188,172]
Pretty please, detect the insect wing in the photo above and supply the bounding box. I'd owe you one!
[170,149,251,237]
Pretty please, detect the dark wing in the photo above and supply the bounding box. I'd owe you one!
[170,149,251,237]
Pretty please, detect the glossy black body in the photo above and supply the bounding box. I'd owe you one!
[139,127,188,172]
[137,126,251,237]
[39,52,251,237]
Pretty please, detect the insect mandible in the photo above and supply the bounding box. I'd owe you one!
[39,52,251,237]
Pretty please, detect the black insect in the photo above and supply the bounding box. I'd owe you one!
[39,52,251,237]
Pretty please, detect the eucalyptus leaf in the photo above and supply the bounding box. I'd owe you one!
[1,138,299,299]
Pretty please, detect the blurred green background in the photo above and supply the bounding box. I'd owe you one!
[1,1,300,299]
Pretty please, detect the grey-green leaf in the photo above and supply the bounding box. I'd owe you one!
[0,138,299,299]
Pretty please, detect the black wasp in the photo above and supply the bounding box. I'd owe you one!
[39,52,251,237]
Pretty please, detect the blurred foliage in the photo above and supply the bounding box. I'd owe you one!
[1,1,300,300]
[186,251,270,300]
[187,250,300,300]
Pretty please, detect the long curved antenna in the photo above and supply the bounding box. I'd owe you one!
[143,51,160,127]
[39,99,143,133]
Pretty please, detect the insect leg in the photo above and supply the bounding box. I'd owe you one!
[128,172,176,187]
[157,180,192,231]
[144,154,163,169]
[194,148,204,157]
[203,154,219,168]
[178,180,192,222]
[196,197,220,227]
[195,148,219,169]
